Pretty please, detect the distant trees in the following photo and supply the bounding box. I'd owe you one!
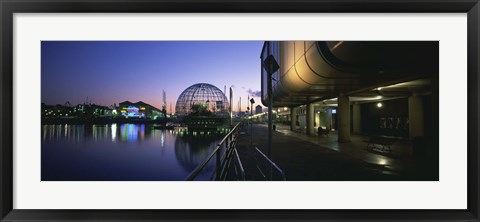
[189,103,213,117]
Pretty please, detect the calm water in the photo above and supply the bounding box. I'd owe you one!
[41,124,226,181]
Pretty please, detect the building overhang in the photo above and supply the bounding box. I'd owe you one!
[261,41,438,107]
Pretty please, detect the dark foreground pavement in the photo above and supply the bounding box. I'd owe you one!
[236,123,430,181]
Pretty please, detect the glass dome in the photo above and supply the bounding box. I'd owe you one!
[175,83,230,117]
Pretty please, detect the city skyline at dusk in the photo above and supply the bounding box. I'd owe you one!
[41,41,439,182]
[41,41,264,113]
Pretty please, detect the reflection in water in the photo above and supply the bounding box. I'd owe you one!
[111,123,117,141]
[160,130,166,149]
[120,124,147,142]
[41,124,225,181]
[121,124,139,142]
[173,133,224,173]
[42,124,157,143]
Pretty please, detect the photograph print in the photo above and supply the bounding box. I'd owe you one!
[41,41,439,181]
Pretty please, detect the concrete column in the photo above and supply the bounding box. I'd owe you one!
[353,103,362,135]
[338,95,351,142]
[306,103,314,135]
[290,107,297,131]
[408,95,424,140]
[315,111,320,128]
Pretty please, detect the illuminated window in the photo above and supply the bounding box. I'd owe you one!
[121,106,142,118]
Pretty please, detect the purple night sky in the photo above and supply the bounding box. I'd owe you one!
[41,41,264,113]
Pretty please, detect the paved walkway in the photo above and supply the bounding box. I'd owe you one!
[236,123,427,181]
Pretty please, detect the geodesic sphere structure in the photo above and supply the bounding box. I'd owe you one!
[175,83,230,117]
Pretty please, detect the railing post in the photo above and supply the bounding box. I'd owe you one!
[184,123,241,181]
[216,148,221,180]
[225,139,229,154]
[227,135,230,150]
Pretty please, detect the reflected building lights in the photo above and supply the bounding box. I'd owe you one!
[42,125,47,142]
[64,124,68,138]
[56,124,61,141]
[92,125,97,141]
[111,123,117,141]
[161,130,166,149]
[104,124,108,138]
[121,124,140,142]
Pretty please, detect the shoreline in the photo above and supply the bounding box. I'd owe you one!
[41,117,171,125]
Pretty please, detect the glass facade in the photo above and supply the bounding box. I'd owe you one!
[175,83,230,117]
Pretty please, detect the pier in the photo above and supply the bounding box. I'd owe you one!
[236,123,432,181]
[184,121,434,181]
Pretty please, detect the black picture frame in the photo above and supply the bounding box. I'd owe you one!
[1,0,479,221]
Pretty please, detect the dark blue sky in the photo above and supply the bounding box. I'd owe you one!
[41,41,264,112]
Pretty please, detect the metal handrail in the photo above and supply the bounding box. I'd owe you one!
[185,122,241,181]
[254,147,286,181]
[233,148,245,181]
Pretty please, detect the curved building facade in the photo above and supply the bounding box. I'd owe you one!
[260,41,438,143]
[175,83,230,117]
[261,41,438,107]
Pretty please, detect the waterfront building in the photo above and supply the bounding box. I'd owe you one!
[175,83,230,118]
[42,103,112,119]
[117,101,163,119]
[175,83,230,130]
[257,41,439,180]
[260,41,437,140]
[42,103,74,118]
[74,104,112,117]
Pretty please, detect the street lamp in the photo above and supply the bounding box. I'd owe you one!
[250,98,255,148]
[250,98,255,115]
[262,43,280,180]
[263,46,280,163]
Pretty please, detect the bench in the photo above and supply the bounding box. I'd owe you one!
[366,136,396,152]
